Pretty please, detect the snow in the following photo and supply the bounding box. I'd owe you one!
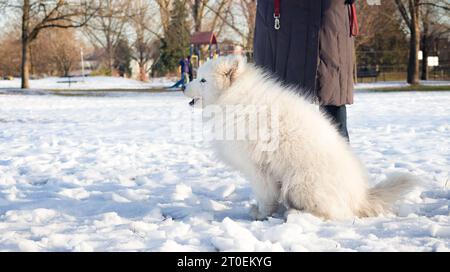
[0,90,449,252]
[0,76,175,90]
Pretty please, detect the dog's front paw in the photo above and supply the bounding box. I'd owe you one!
[250,204,269,221]
[283,208,303,220]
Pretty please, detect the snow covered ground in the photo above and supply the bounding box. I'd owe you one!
[0,90,449,252]
[0,76,175,90]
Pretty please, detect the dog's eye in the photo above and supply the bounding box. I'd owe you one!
[200,78,207,83]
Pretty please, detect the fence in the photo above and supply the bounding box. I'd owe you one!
[243,50,450,82]
[356,64,450,82]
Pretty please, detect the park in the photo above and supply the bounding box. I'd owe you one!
[0,0,449,252]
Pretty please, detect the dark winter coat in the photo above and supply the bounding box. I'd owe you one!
[253,0,355,106]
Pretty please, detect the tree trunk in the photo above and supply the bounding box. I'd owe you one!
[420,8,430,81]
[21,39,31,89]
[139,62,147,81]
[421,36,429,80]
[21,0,31,89]
[245,0,257,50]
[407,0,420,85]
[193,0,202,32]
[64,63,71,77]
[106,32,114,73]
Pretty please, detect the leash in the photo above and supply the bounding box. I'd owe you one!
[273,0,359,36]
[274,0,280,30]
[348,3,359,36]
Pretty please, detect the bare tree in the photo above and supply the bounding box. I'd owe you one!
[353,2,380,82]
[48,29,82,77]
[354,1,406,82]
[420,2,450,80]
[207,0,231,32]
[395,0,450,84]
[0,0,99,88]
[155,0,172,36]
[189,0,210,32]
[203,0,256,49]
[205,1,248,46]
[130,0,159,81]
[238,0,256,50]
[395,0,421,84]
[0,29,22,77]
[354,2,382,50]
[83,0,131,73]
[155,0,255,55]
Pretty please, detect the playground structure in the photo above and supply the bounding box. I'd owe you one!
[189,31,219,76]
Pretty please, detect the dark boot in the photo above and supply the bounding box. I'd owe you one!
[320,105,350,142]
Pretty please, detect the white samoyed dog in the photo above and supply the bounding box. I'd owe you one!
[184,55,417,220]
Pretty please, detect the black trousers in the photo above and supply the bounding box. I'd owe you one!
[320,105,350,142]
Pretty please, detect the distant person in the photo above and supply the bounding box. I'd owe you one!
[170,56,190,89]
[253,0,358,141]
[187,56,194,82]
[118,64,126,77]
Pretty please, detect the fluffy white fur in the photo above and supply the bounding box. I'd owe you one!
[184,55,417,220]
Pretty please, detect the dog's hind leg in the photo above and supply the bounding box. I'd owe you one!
[279,172,329,219]
[249,173,281,220]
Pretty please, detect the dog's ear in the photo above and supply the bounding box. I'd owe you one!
[215,55,245,90]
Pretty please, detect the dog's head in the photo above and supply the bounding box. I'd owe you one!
[184,55,246,107]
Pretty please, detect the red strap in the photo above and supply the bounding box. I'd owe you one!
[274,0,280,17]
[273,0,281,30]
[349,3,359,37]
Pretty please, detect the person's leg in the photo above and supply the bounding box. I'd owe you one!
[170,79,183,88]
[180,73,186,88]
[180,72,191,88]
[320,105,350,142]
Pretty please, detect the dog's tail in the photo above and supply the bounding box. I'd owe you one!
[358,173,419,217]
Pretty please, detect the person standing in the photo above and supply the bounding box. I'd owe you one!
[170,56,191,89]
[187,56,194,82]
[253,0,358,141]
